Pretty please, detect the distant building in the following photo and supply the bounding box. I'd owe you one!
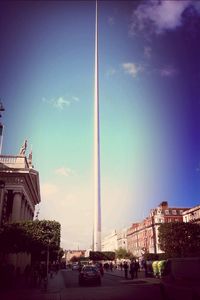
[101,230,118,251]
[0,143,41,273]
[127,201,190,258]
[117,227,128,250]
[101,228,128,252]
[182,205,200,224]
[65,250,86,262]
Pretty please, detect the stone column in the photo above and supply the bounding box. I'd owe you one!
[27,205,31,220]
[20,198,25,220]
[12,192,22,222]
[24,203,28,220]
[0,188,5,225]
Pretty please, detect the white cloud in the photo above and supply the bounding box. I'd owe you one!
[53,97,70,109]
[72,96,79,102]
[130,0,200,36]
[160,65,178,77]
[122,62,143,78]
[55,166,74,177]
[42,95,80,110]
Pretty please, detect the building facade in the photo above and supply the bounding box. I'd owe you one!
[65,250,86,263]
[0,143,41,272]
[117,227,128,250]
[182,205,200,224]
[127,202,190,258]
[101,230,118,251]
[0,154,41,225]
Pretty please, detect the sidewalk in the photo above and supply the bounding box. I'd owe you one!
[104,269,161,286]
[0,271,63,300]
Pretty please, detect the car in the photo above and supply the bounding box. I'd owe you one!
[79,265,101,286]
[160,257,200,300]
[72,263,80,271]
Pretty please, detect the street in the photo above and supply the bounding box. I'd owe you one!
[0,269,163,300]
[59,269,163,300]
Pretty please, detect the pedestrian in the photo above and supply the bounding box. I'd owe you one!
[129,260,135,279]
[110,262,113,272]
[135,260,140,278]
[99,263,104,277]
[143,260,148,277]
[123,261,128,279]
[120,262,123,271]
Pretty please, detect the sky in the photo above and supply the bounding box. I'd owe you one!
[0,0,200,250]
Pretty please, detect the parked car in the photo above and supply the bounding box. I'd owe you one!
[79,265,101,286]
[160,257,200,300]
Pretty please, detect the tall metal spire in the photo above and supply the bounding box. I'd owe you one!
[93,0,101,251]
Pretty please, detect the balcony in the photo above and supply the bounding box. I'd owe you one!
[0,155,29,169]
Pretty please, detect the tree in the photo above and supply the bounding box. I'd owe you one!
[0,220,61,261]
[89,251,116,261]
[115,247,135,260]
[70,256,79,262]
[158,222,200,258]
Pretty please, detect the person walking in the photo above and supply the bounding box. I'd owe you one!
[123,261,129,279]
[130,260,135,280]
[99,263,104,277]
[135,260,140,278]
[120,262,123,271]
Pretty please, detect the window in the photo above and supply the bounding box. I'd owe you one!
[165,210,169,215]
[179,210,183,215]
[172,210,177,215]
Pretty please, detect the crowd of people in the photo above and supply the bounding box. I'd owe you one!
[93,259,142,280]
[0,262,61,290]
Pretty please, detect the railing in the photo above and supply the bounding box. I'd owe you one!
[0,155,29,169]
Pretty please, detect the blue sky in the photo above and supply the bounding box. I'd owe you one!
[0,0,200,250]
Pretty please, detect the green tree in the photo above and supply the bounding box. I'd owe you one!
[115,247,135,259]
[158,222,200,258]
[0,220,61,261]
[70,256,78,262]
[89,251,115,261]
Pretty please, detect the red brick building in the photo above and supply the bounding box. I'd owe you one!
[127,202,190,258]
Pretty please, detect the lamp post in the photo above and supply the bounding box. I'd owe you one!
[46,234,56,284]
[0,102,5,155]
[46,238,50,281]
[0,180,5,226]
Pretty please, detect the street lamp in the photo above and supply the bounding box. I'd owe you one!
[0,180,5,226]
[46,234,56,283]
[46,239,50,281]
[0,101,5,155]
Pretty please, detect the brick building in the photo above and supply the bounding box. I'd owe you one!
[127,201,190,258]
[182,205,200,224]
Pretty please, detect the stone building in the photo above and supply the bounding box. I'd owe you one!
[117,227,128,251]
[101,230,118,251]
[0,141,41,272]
